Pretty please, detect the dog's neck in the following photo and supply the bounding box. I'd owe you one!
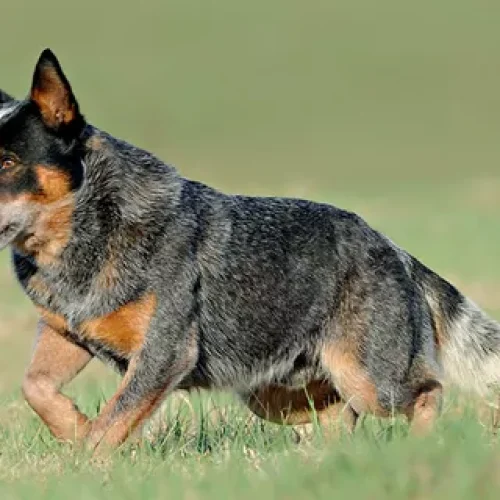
[79,125,181,217]
[16,126,183,277]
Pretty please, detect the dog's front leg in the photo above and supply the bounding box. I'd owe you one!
[86,321,198,454]
[22,321,93,442]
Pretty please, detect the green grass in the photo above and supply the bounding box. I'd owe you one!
[0,393,500,499]
[1,0,500,498]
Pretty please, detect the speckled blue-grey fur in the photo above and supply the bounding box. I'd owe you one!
[4,53,500,433]
[15,121,500,417]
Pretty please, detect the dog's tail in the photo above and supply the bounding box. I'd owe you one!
[412,257,500,396]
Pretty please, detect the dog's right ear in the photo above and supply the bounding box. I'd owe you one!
[30,48,84,133]
[0,89,14,104]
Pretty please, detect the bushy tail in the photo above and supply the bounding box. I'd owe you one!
[414,258,500,396]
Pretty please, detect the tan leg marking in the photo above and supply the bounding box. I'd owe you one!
[406,382,443,435]
[85,357,148,449]
[321,342,385,416]
[80,293,157,357]
[87,331,198,452]
[11,167,75,266]
[22,321,92,442]
[37,293,156,358]
[90,395,164,451]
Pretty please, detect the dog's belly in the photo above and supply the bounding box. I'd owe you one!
[178,348,327,393]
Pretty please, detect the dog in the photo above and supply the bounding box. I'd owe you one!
[0,49,498,453]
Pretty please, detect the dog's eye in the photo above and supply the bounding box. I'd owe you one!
[0,156,17,169]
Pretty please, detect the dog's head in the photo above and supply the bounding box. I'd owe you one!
[0,49,86,251]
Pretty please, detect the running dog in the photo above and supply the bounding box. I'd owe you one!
[0,49,498,453]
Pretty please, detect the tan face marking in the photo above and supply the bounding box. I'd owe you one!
[4,165,75,266]
[33,165,72,203]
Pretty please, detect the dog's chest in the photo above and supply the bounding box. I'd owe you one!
[24,269,156,363]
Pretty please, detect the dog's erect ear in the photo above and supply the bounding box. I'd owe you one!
[30,49,83,131]
[0,89,14,104]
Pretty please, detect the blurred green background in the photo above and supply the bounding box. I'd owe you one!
[1,1,500,497]
[1,0,500,392]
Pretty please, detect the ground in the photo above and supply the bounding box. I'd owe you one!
[1,1,500,498]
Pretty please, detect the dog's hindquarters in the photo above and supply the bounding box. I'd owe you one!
[316,251,444,430]
[415,259,500,398]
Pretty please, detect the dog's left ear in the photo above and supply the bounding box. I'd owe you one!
[0,89,14,104]
[30,48,83,131]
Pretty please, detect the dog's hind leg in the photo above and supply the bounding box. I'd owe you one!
[404,381,443,435]
[22,321,93,442]
[320,341,387,417]
[320,341,443,434]
[244,381,358,436]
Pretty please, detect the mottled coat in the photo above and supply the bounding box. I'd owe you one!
[0,50,498,452]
